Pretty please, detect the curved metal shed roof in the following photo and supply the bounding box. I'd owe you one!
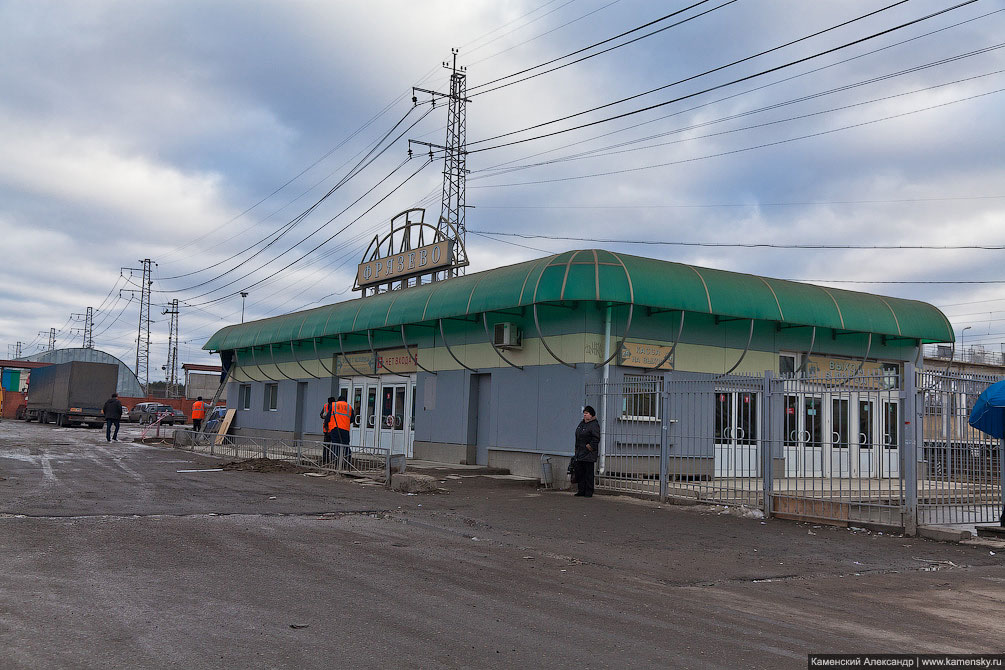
[23,347,145,396]
[204,249,954,351]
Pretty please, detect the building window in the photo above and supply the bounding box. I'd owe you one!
[239,385,251,411]
[621,375,662,421]
[779,354,797,377]
[264,383,278,412]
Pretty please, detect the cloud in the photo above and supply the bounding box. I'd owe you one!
[1,0,1004,370]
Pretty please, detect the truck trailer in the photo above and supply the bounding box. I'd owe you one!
[24,361,118,427]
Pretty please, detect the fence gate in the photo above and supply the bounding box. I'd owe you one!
[919,370,1004,526]
[589,365,1004,531]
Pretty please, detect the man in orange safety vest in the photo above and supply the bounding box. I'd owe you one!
[321,392,353,468]
[192,397,206,432]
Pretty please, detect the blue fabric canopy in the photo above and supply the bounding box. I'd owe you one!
[968,379,1005,439]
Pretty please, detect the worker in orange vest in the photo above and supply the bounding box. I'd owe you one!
[321,393,353,468]
[192,397,206,432]
[333,390,354,469]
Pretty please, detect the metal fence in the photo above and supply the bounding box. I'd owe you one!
[587,364,1004,530]
[919,370,1003,526]
[173,430,392,481]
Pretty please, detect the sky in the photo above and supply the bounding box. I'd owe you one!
[1,0,1003,379]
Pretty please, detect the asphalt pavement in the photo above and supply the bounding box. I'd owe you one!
[1,420,1003,669]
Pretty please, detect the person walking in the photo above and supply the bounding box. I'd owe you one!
[573,405,601,497]
[333,390,354,470]
[191,396,206,432]
[103,393,123,442]
[320,396,338,465]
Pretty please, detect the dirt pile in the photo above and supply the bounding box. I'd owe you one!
[220,458,312,474]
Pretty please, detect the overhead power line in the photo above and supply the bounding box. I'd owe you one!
[468,0,733,95]
[470,195,1005,209]
[474,7,1005,174]
[469,231,1005,250]
[159,104,431,285]
[466,0,976,153]
[472,58,1005,177]
[469,86,1005,188]
[471,234,1005,285]
[182,157,435,308]
[467,0,623,68]
[158,100,429,267]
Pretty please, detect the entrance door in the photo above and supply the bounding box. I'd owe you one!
[350,385,363,448]
[857,399,876,477]
[829,397,851,478]
[785,394,824,477]
[714,391,759,477]
[379,384,407,455]
[881,400,900,478]
[363,383,378,448]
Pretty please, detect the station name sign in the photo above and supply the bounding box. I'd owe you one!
[335,347,419,376]
[357,240,453,288]
[619,342,675,370]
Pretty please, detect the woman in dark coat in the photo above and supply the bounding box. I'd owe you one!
[573,406,601,497]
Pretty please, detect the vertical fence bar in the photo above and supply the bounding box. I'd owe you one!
[762,370,773,517]
[903,363,918,535]
[660,385,669,502]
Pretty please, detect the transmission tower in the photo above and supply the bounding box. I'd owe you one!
[410,48,470,278]
[37,328,57,352]
[163,299,179,398]
[122,259,154,391]
[83,307,94,349]
[440,48,468,276]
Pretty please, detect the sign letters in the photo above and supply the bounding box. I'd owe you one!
[356,240,452,288]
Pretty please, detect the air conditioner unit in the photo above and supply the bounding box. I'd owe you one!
[493,322,522,349]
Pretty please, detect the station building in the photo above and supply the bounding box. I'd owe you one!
[203,246,953,479]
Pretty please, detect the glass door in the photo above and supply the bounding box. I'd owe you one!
[830,397,851,478]
[379,384,407,455]
[363,384,378,448]
[350,385,363,448]
[714,392,734,477]
[714,391,759,477]
[881,400,900,478]
[857,399,876,477]
[785,394,824,477]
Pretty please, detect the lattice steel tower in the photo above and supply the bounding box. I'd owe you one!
[410,49,470,280]
[440,48,468,275]
[83,307,94,349]
[133,259,153,391]
[47,328,56,352]
[163,299,179,398]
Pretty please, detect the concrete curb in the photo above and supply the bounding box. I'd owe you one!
[918,526,974,543]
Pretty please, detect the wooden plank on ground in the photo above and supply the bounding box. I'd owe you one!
[772,495,850,527]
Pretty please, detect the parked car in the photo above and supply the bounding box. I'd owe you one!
[203,406,227,434]
[120,406,130,422]
[132,402,186,426]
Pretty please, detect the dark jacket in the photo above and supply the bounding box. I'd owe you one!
[102,397,123,420]
[574,418,601,462]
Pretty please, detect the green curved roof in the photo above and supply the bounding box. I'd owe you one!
[203,249,954,351]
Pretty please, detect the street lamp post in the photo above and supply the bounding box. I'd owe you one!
[240,292,248,323]
[961,325,972,363]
